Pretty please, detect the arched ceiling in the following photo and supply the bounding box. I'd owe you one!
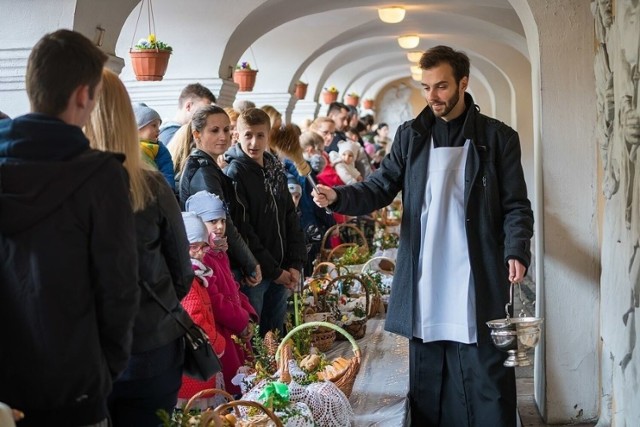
[114,0,532,134]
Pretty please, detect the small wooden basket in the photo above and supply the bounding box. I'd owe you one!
[361,256,396,318]
[318,223,369,263]
[212,400,284,426]
[276,321,362,398]
[327,273,370,339]
[181,388,237,426]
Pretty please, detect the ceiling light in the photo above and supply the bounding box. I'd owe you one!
[410,65,422,75]
[378,6,406,24]
[411,71,422,82]
[397,35,420,49]
[407,51,423,63]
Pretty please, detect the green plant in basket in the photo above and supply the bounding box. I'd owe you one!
[362,271,385,294]
[335,246,370,265]
[373,230,399,250]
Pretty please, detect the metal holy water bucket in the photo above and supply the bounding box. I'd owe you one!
[486,282,544,368]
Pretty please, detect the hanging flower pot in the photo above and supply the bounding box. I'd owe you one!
[128,1,172,81]
[234,62,258,92]
[322,86,339,104]
[363,98,374,110]
[345,93,360,107]
[294,82,308,99]
[129,47,171,81]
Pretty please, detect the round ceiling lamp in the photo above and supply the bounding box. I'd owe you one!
[378,6,406,24]
[397,35,420,49]
[410,65,422,75]
[406,50,423,63]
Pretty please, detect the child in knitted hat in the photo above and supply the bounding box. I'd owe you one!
[133,102,176,190]
[177,211,227,409]
[185,191,258,395]
[330,140,362,185]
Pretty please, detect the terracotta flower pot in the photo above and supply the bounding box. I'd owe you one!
[363,99,374,110]
[129,49,171,81]
[345,95,359,107]
[295,83,308,99]
[323,91,339,104]
[234,69,258,92]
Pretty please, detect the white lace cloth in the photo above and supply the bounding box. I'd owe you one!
[240,360,353,427]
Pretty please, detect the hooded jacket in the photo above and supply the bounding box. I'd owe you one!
[224,145,306,280]
[0,114,139,426]
[330,93,534,343]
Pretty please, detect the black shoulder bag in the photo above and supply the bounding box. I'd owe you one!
[141,281,222,381]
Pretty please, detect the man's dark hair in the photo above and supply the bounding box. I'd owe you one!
[26,29,108,116]
[178,83,216,107]
[326,102,348,116]
[361,114,374,127]
[0,111,9,120]
[419,45,470,84]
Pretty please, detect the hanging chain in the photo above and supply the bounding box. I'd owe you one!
[249,45,259,70]
[129,0,145,49]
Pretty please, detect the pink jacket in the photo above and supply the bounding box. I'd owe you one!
[178,260,226,399]
[203,249,258,395]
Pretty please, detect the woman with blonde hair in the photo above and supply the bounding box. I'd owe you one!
[85,69,194,426]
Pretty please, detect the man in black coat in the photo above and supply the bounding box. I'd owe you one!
[313,45,534,427]
[0,30,139,427]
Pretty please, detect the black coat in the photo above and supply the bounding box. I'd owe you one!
[132,171,193,354]
[179,148,258,276]
[331,94,534,344]
[225,145,307,280]
[0,114,139,425]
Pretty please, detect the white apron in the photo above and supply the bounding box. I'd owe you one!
[413,139,477,344]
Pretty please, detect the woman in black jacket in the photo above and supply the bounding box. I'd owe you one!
[85,69,194,426]
[176,105,261,286]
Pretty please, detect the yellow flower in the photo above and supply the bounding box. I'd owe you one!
[148,33,156,43]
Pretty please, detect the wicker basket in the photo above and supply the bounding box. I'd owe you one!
[181,388,237,426]
[303,309,336,352]
[276,321,362,398]
[212,400,284,427]
[361,257,395,318]
[327,273,370,338]
[318,223,369,263]
[342,318,367,340]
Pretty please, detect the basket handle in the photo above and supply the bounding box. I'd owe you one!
[212,400,284,427]
[276,321,360,360]
[320,223,369,253]
[327,274,370,313]
[184,388,237,413]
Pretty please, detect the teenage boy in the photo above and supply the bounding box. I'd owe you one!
[0,29,139,427]
[224,109,306,336]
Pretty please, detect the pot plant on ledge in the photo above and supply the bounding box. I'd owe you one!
[362,98,374,110]
[129,34,172,81]
[234,62,258,92]
[345,92,359,107]
[322,86,339,104]
[294,81,308,99]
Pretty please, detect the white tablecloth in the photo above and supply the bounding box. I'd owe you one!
[327,316,409,426]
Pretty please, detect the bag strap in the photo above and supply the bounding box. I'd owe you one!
[140,281,193,334]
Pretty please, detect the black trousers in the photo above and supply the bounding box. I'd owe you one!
[408,339,517,427]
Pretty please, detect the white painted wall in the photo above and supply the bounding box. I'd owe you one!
[521,0,600,423]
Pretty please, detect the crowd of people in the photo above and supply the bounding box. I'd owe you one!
[1,29,533,427]
[0,29,392,427]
